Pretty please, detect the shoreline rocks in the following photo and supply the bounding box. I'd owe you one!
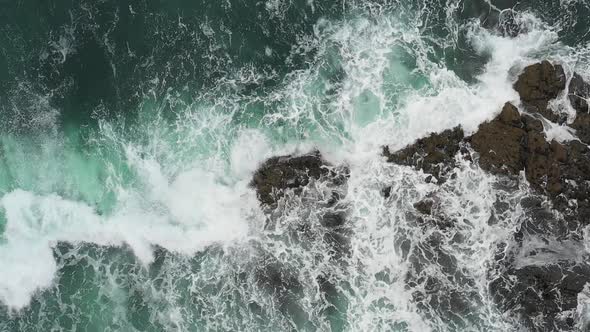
[380,61,590,330]
[251,60,590,331]
[383,127,465,184]
[513,60,567,124]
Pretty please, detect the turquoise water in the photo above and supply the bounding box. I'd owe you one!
[1,0,590,331]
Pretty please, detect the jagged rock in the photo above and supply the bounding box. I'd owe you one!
[482,63,590,331]
[467,101,566,192]
[250,151,351,316]
[251,150,347,206]
[413,199,434,215]
[513,60,567,123]
[569,72,590,114]
[490,262,590,331]
[571,113,590,145]
[383,127,465,183]
[469,103,528,175]
[467,100,588,211]
[381,62,590,331]
[568,73,590,145]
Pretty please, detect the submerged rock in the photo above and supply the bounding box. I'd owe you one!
[497,9,528,38]
[413,198,434,215]
[382,61,590,330]
[490,260,590,331]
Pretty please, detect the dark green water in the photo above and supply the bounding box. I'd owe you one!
[1,0,590,331]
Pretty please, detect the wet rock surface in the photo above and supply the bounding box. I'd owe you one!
[252,61,590,331]
[569,73,590,145]
[251,150,339,206]
[513,60,567,123]
[250,150,351,319]
[490,260,590,331]
[383,127,465,184]
[469,103,529,175]
[382,61,590,330]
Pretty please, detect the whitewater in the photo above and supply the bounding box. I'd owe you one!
[1,0,590,331]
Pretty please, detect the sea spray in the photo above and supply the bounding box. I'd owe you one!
[1,0,590,331]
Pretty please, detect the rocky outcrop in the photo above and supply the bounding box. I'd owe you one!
[569,73,590,114]
[469,67,590,229]
[513,60,567,123]
[384,62,590,226]
[569,73,590,145]
[252,61,590,331]
[469,103,529,175]
[251,150,347,206]
[250,150,351,320]
[382,61,590,331]
[468,102,569,197]
[383,127,466,184]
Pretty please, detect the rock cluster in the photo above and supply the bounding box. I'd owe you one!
[383,127,466,184]
[250,61,590,331]
[381,61,590,330]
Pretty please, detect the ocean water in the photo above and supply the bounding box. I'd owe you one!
[1,0,590,331]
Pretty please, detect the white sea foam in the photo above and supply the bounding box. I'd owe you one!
[0,158,260,309]
[2,3,590,330]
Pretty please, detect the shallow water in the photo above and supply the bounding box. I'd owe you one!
[1,0,590,331]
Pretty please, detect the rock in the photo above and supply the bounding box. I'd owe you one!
[379,62,590,331]
[571,112,590,145]
[413,199,434,215]
[383,127,465,183]
[467,99,588,211]
[569,73,590,144]
[381,186,392,198]
[568,73,590,114]
[251,150,347,206]
[513,61,567,123]
[251,149,351,261]
[469,103,527,175]
[490,262,590,331]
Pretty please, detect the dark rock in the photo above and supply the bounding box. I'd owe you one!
[571,112,590,145]
[513,60,567,123]
[567,73,590,144]
[250,150,351,309]
[470,103,527,175]
[490,259,590,331]
[383,127,464,183]
[568,72,590,114]
[381,186,392,198]
[413,199,434,215]
[251,150,347,206]
[378,62,590,331]
[488,190,590,331]
[467,98,589,215]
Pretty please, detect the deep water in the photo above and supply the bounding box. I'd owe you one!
[1,0,590,331]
